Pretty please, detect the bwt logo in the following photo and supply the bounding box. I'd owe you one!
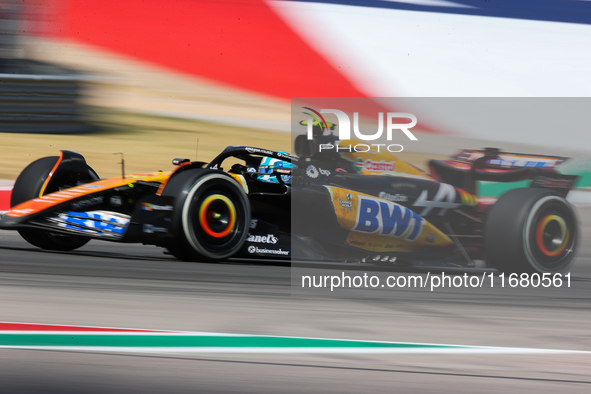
[353,196,425,242]
[303,107,418,153]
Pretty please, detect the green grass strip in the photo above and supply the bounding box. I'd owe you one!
[0,334,461,349]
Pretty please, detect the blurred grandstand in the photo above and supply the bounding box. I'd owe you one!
[0,0,99,134]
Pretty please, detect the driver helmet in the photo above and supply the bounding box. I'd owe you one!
[256,155,295,185]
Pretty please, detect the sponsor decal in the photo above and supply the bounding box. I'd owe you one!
[262,168,288,176]
[249,219,258,229]
[110,196,123,207]
[339,199,353,210]
[143,224,168,234]
[305,165,330,179]
[57,211,130,237]
[354,158,396,172]
[306,165,319,178]
[455,150,565,168]
[325,186,452,251]
[275,152,298,161]
[348,239,366,246]
[141,202,173,211]
[247,245,289,256]
[353,196,425,242]
[354,158,364,171]
[246,233,278,244]
[71,196,104,210]
[413,184,461,216]
[378,192,408,203]
[326,187,363,226]
[245,147,274,156]
[339,192,354,210]
[488,158,556,168]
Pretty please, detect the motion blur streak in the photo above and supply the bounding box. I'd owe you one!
[36,0,366,99]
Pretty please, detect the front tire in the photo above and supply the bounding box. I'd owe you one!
[11,156,92,251]
[485,188,578,274]
[164,170,250,262]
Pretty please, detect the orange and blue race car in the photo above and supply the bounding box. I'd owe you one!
[0,140,580,274]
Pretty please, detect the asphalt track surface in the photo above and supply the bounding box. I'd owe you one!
[1,209,591,393]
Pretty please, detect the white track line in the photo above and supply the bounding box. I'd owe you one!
[1,346,590,355]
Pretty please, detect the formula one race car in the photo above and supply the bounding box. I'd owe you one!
[0,138,580,274]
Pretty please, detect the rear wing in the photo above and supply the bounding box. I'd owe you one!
[430,148,578,197]
[451,149,569,169]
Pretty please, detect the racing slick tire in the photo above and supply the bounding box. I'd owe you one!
[163,169,251,262]
[484,188,578,274]
[11,156,92,251]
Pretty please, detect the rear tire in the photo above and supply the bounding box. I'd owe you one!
[164,170,250,262]
[485,188,578,273]
[11,156,92,251]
